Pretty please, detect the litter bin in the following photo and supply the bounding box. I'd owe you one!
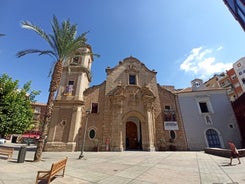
[17,146,27,163]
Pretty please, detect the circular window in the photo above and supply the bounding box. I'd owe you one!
[170,130,176,140]
[89,129,96,139]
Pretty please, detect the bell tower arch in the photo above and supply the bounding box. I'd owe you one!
[45,46,93,152]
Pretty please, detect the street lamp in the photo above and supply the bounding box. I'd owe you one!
[79,109,91,159]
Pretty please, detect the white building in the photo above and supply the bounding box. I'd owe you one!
[233,57,245,94]
[177,79,241,150]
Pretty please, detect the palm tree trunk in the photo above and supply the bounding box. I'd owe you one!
[33,91,54,162]
[33,60,63,162]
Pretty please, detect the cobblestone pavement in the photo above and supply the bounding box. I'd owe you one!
[0,145,244,184]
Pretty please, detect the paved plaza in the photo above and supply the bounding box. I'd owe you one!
[0,145,244,184]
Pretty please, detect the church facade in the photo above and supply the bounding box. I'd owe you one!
[44,47,188,152]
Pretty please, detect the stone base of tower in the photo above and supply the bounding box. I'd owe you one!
[44,142,77,152]
[142,144,155,152]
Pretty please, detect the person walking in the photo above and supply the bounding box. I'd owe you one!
[228,141,241,165]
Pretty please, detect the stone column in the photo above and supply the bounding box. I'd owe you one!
[110,96,124,151]
[66,106,83,150]
[146,103,155,151]
[142,91,156,152]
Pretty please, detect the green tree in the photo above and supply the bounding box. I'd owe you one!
[17,16,98,162]
[0,74,40,137]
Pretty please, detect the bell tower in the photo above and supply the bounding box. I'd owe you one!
[45,46,93,151]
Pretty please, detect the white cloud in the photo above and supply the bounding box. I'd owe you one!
[180,46,232,80]
[217,46,223,51]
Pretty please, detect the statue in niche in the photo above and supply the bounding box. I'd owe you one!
[64,84,73,96]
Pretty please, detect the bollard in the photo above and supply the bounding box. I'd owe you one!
[17,146,27,163]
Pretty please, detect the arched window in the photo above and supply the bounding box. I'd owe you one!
[206,129,221,148]
[170,130,176,140]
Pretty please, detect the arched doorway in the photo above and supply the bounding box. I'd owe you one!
[206,129,221,148]
[126,121,141,150]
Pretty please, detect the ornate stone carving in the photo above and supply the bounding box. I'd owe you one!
[141,87,155,107]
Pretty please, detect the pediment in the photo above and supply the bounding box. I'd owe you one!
[106,56,157,75]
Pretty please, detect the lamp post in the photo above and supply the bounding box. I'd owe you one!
[79,109,91,159]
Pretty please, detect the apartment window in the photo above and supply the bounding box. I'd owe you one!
[91,103,99,113]
[231,74,237,80]
[242,78,245,84]
[34,107,41,113]
[129,75,136,85]
[33,114,40,120]
[199,102,209,113]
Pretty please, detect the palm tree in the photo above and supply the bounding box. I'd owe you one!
[17,16,96,162]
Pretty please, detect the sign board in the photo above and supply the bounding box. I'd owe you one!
[164,121,179,130]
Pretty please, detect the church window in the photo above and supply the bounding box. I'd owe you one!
[60,120,66,127]
[164,106,176,121]
[68,80,74,86]
[71,56,79,65]
[170,130,176,140]
[89,129,96,139]
[206,129,221,148]
[91,103,99,113]
[129,75,136,85]
[199,102,209,113]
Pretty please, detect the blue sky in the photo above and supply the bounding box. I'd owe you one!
[0,0,244,103]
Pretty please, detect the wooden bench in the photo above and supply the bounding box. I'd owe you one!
[36,157,68,184]
[0,147,14,159]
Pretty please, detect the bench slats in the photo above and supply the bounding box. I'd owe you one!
[0,147,14,159]
[36,157,67,184]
